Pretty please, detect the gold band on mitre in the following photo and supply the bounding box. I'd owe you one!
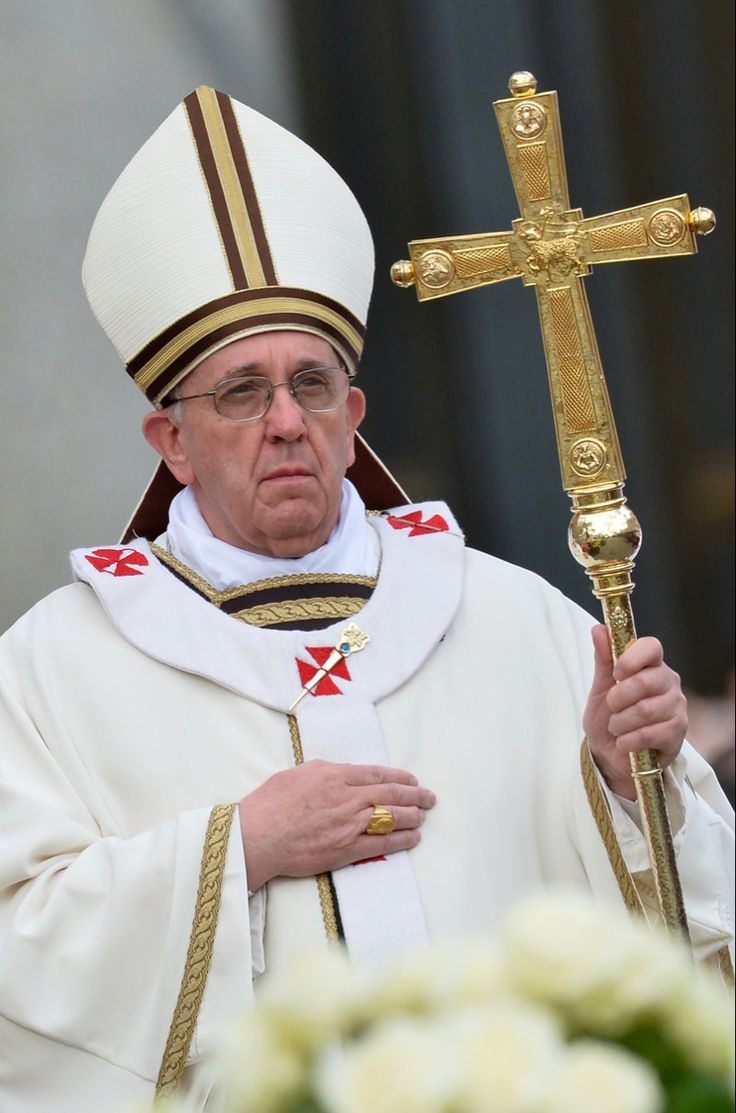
[128,287,365,405]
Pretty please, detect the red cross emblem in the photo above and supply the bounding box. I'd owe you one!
[295,645,352,697]
[387,510,449,537]
[84,548,149,577]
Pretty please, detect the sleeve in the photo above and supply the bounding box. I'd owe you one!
[602,743,735,966]
[0,671,254,1112]
[557,596,735,968]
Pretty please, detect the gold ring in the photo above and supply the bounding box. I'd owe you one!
[366,805,395,835]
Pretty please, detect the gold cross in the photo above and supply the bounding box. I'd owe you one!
[392,71,713,494]
[392,71,716,942]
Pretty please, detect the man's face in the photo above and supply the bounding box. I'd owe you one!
[144,331,366,558]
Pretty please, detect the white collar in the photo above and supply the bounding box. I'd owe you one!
[165,479,378,589]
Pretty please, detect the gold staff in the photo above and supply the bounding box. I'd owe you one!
[391,71,716,941]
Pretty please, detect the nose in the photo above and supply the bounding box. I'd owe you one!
[263,380,307,441]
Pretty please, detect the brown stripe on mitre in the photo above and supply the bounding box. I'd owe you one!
[215,90,277,286]
[184,90,247,289]
[126,287,366,404]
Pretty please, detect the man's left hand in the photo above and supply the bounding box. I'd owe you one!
[583,625,689,800]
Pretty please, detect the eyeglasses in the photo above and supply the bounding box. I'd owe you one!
[162,366,355,423]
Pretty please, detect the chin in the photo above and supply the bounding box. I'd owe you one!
[254,507,334,558]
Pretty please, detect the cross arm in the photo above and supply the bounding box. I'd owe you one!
[578,196,713,266]
[391,229,521,302]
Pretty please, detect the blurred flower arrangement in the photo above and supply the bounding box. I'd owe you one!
[160,892,733,1113]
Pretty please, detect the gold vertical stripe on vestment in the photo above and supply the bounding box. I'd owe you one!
[287,714,341,944]
[156,802,237,1097]
[580,740,644,917]
[195,87,267,288]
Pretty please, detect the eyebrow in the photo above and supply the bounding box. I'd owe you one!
[221,357,345,378]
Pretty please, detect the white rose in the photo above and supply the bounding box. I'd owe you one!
[540,1040,665,1113]
[444,1001,564,1113]
[355,939,503,1022]
[216,1011,306,1113]
[572,919,691,1033]
[661,971,735,1080]
[257,945,357,1053]
[315,1016,458,1113]
[501,892,635,1011]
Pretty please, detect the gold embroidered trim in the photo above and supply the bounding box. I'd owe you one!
[151,543,375,606]
[151,543,219,599]
[580,740,644,916]
[155,802,237,1098]
[287,712,305,762]
[717,944,734,988]
[226,571,375,596]
[232,596,366,628]
[287,714,340,944]
[316,874,341,943]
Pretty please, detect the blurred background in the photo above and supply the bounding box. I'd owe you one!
[1,0,733,787]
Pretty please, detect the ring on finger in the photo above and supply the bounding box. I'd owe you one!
[366,805,396,835]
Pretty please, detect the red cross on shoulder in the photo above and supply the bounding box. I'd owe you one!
[386,510,449,537]
[84,548,149,577]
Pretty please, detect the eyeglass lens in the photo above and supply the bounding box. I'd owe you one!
[215,367,349,421]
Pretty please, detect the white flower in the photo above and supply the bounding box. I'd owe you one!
[315,1016,458,1113]
[502,892,634,1009]
[499,891,697,1034]
[216,1010,305,1113]
[355,939,503,1022]
[445,1000,565,1113]
[257,945,357,1054]
[661,969,735,1080]
[540,1040,665,1113]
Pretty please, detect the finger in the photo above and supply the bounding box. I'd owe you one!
[612,636,664,681]
[358,783,436,810]
[358,804,427,834]
[613,718,686,760]
[608,691,682,738]
[607,665,680,714]
[587,625,620,708]
[352,828,423,861]
[589,624,615,694]
[342,764,419,788]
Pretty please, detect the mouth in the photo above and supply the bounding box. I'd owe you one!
[261,467,314,483]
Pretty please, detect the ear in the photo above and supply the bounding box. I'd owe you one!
[345,387,366,467]
[142,409,196,486]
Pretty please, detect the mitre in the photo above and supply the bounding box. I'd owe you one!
[82,86,405,540]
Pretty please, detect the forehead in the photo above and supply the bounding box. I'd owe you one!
[183,330,338,391]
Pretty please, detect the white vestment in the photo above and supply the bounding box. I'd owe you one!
[0,502,732,1111]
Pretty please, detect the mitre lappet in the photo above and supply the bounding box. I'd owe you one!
[82,86,406,540]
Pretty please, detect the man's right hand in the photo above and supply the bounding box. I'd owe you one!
[238,760,436,892]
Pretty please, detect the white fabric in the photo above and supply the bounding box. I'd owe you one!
[240,98,374,323]
[82,105,232,360]
[0,503,732,1112]
[166,479,378,589]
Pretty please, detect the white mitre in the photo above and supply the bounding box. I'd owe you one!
[82,87,405,539]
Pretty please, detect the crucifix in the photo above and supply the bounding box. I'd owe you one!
[391,71,716,941]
